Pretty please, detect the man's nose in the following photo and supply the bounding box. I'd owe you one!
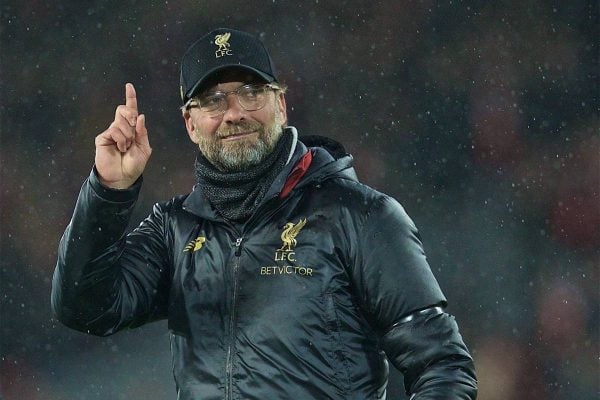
[221,94,246,123]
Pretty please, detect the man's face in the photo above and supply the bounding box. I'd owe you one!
[183,79,287,172]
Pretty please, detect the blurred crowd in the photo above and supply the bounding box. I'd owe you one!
[1,1,597,399]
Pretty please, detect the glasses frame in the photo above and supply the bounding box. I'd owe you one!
[184,83,281,116]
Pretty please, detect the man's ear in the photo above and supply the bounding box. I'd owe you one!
[277,92,288,126]
[182,110,200,144]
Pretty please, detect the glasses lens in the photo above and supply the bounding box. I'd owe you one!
[198,93,225,113]
[237,85,268,111]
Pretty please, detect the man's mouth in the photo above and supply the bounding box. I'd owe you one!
[220,130,258,141]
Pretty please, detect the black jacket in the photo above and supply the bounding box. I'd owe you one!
[52,135,477,399]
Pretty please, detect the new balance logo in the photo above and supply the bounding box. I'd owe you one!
[184,236,206,252]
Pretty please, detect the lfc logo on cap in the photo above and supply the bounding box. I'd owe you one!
[214,32,232,58]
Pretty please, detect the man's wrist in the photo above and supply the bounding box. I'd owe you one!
[90,166,142,203]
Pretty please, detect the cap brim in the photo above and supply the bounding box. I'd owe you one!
[185,64,275,100]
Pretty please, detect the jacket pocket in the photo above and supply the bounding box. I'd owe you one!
[324,293,352,393]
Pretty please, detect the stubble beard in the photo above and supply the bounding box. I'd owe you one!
[196,113,284,172]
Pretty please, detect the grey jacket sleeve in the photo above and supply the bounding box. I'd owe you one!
[51,168,170,336]
[351,195,477,399]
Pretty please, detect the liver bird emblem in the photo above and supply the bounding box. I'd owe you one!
[278,219,307,251]
[214,33,231,52]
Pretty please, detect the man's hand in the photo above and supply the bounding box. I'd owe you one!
[94,83,152,189]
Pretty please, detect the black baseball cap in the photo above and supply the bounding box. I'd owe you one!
[179,28,278,103]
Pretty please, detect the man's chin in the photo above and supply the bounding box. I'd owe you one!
[216,145,268,171]
[220,136,262,154]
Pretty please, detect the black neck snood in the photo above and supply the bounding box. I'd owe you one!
[194,129,293,222]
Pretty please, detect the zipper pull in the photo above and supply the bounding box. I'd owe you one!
[234,237,243,256]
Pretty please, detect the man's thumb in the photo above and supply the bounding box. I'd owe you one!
[136,114,151,151]
[136,114,148,137]
[137,114,146,130]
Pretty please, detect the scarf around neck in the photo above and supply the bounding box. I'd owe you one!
[194,129,294,222]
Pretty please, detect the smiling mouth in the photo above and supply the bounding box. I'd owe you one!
[221,131,258,141]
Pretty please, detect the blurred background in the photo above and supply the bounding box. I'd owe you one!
[1,1,598,399]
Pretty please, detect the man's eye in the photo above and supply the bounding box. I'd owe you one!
[241,88,262,100]
[200,95,223,107]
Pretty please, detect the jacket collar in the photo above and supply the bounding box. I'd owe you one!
[182,129,357,220]
[182,127,305,220]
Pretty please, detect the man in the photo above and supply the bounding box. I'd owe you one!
[52,28,477,399]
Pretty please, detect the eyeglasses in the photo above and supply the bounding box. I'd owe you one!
[184,83,281,116]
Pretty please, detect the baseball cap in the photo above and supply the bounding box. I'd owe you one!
[179,28,278,103]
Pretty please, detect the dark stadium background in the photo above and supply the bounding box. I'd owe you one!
[1,1,597,399]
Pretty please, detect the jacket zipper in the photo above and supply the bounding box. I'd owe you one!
[223,200,284,399]
[226,237,243,400]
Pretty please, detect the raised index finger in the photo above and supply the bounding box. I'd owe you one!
[125,83,138,111]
